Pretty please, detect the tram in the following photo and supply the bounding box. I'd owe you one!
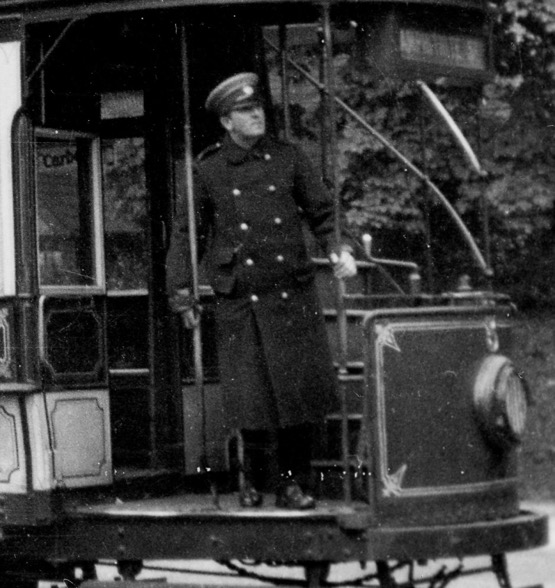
[0,0,549,586]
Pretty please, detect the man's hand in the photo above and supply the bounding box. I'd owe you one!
[330,250,357,279]
[169,289,201,329]
[180,306,201,329]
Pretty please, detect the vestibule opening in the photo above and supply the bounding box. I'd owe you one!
[24,8,277,475]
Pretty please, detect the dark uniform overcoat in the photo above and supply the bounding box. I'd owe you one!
[166,134,348,431]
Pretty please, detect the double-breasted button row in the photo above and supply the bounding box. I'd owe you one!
[242,255,286,266]
[238,217,282,224]
[238,218,281,228]
[244,256,285,265]
[249,291,289,303]
[231,184,276,196]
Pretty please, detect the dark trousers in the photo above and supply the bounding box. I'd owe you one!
[241,424,317,491]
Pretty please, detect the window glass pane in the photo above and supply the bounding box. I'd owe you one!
[107,296,149,369]
[102,137,148,290]
[37,136,97,286]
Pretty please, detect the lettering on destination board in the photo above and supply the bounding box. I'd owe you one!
[400,28,486,71]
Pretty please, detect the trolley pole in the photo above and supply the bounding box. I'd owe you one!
[320,0,352,504]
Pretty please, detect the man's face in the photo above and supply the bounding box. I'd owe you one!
[221,104,266,146]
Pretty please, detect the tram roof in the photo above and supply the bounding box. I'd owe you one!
[0,0,487,24]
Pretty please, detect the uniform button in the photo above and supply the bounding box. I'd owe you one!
[281,291,289,299]
[240,223,249,231]
[232,188,241,196]
[264,153,271,161]
[274,217,282,225]
[268,185,276,192]
[245,258,254,266]
[251,294,259,302]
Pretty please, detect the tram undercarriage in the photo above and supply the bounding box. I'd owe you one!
[0,490,548,587]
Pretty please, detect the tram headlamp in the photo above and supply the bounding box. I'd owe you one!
[473,354,529,449]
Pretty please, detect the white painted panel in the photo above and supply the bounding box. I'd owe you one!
[26,393,55,490]
[0,41,21,296]
[46,390,113,487]
[27,390,113,489]
[0,394,27,493]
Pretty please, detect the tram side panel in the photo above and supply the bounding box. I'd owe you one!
[1,30,114,527]
[0,26,41,524]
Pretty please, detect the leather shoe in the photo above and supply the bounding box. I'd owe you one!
[275,481,316,510]
[239,482,263,508]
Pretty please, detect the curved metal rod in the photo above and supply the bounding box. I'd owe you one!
[263,36,491,277]
[417,80,487,177]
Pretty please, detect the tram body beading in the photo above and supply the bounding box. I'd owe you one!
[0,0,548,585]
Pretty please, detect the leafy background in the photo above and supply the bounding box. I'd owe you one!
[270,0,555,305]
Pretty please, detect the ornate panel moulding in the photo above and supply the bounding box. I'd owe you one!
[0,403,19,483]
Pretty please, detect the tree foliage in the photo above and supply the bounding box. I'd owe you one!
[268,2,555,303]
[479,0,555,306]
[333,0,555,302]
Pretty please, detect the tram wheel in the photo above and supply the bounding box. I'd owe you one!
[303,562,330,588]
[491,554,513,588]
[117,559,144,581]
[376,560,396,588]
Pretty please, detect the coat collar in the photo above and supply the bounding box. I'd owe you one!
[221,134,274,165]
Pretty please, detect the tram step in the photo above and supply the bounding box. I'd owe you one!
[334,372,365,413]
[324,412,362,459]
[324,309,367,364]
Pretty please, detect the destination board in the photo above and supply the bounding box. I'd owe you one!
[400,27,487,72]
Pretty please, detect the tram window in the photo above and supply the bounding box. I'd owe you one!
[36,132,102,289]
[101,137,148,291]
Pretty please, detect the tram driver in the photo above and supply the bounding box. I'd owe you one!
[166,72,357,509]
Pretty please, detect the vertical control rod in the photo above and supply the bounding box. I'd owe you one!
[320,0,351,504]
[179,22,217,506]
